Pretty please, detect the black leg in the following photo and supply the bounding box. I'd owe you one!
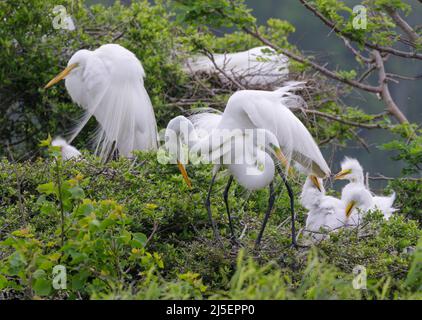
[276,166,297,248]
[205,173,220,240]
[255,182,275,249]
[223,175,235,239]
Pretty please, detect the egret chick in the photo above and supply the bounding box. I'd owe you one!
[335,157,396,220]
[300,176,345,241]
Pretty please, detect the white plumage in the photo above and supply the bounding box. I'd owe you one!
[335,157,397,220]
[184,46,289,87]
[211,82,330,178]
[300,176,345,240]
[52,137,81,161]
[166,83,330,246]
[45,44,158,160]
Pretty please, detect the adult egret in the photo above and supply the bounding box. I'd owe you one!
[184,46,289,87]
[334,157,396,220]
[52,137,81,161]
[44,44,158,160]
[300,176,345,241]
[166,83,331,247]
[166,116,292,247]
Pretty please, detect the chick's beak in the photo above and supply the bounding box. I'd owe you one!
[334,169,352,180]
[177,160,192,189]
[310,175,322,192]
[345,200,356,218]
[44,63,78,89]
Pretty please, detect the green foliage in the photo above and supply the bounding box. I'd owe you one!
[0,148,421,299]
[381,125,422,176]
[0,0,184,157]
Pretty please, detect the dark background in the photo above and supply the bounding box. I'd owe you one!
[88,0,422,186]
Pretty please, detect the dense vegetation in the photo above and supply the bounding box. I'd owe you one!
[0,0,421,299]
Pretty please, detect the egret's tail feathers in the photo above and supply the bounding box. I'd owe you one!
[86,81,157,161]
[274,81,307,110]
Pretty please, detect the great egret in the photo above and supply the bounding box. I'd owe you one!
[184,46,289,87]
[52,137,81,161]
[166,116,292,247]
[335,157,396,220]
[166,83,331,247]
[44,44,158,160]
[300,175,345,241]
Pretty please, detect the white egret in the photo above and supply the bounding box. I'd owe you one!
[335,157,396,220]
[44,44,158,160]
[341,184,374,226]
[52,137,81,161]
[300,176,345,241]
[166,116,292,247]
[184,46,289,87]
[166,83,331,247]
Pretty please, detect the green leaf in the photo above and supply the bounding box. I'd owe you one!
[33,278,52,296]
[37,182,55,195]
[131,232,147,248]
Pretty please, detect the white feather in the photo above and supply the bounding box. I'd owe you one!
[184,46,289,86]
[52,137,81,161]
[338,157,397,220]
[64,44,157,160]
[217,87,330,178]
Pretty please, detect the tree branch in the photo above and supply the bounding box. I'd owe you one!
[298,0,422,60]
[384,6,420,45]
[242,27,382,93]
[373,50,408,124]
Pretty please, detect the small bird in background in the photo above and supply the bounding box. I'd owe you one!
[44,44,158,161]
[52,137,81,161]
[335,157,397,220]
[184,46,289,87]
[300,175,345,241]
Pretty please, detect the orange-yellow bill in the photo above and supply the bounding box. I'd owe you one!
[44,63,78,89]
[310,175,322,192]
[334,169,352,180]
[177,160,192,189]
[345,201,356,218]
[274,148,294,176]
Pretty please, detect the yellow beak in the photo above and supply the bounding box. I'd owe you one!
[44,63,79,89]
[334,169,352,180]
[310,175,322,192]
[177,160,192,189]
[274,147,294,176]
[345,200,356,218]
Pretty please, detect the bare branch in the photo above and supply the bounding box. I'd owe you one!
[373,50,409,123]
[242,27,382,93]
[384,6,420,45]
[298,0,422,60]
[293,108,388,129]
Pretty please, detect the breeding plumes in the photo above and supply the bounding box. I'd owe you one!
[166,83,330,247]
[300,176,345,241]
[184,46,289,87]
[44,44,158,160]
[335,157,396,220]
[52,137,81,161]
